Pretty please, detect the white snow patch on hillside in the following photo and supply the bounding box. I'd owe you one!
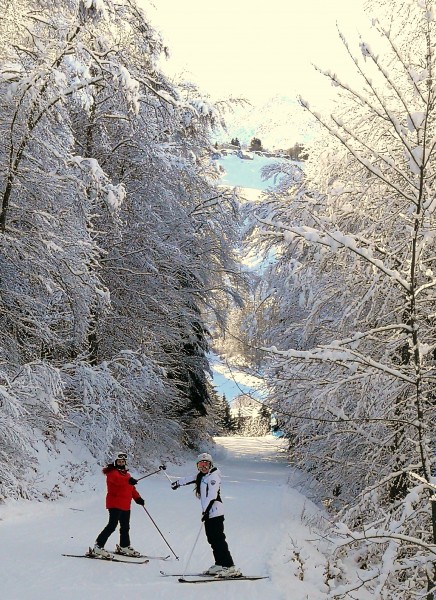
[216,153,288,190]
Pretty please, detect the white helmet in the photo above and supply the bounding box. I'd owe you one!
[113,451,128,467]
[196,452,213,465]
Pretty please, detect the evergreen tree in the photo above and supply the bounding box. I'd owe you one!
[249,137,263,151]
[286,143,307,160]
[221,394,236,433]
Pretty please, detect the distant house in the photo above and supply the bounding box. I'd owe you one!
[220,143,241,151]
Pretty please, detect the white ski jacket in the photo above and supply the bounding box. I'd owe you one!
[176,467,225,519]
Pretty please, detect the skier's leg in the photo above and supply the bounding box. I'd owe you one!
[204,517,218,563]
[118,509,131,548]
[96,509,120,548]
[204,516,234,567]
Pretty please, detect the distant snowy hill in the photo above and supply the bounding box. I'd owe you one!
[218,95,314,150]
[230,394,262,418]
[216,153,288,190]
[209,153,284,401]
[209,150,299,404]
[209,350,264,403]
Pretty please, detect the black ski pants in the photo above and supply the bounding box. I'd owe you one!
[96,508,131,548]
[204,515,234,568]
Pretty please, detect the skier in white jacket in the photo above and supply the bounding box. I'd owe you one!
[171,452,241,577]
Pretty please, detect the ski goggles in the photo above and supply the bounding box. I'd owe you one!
[116,453,128,460]
[197,460,211,468]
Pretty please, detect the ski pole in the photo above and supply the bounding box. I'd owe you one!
[142,505,179,560]
[182,522,203,578]
[136,465,166,482]
[160,467,175,484]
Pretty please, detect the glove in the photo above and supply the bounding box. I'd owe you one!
[159,465,167,470]
[171,481,180,490]
[135,497,145,506]
[128,477,138,485]
[201,511,209,522]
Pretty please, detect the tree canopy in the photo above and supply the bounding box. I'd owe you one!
[0,0,242,499]
[244,1,436,596]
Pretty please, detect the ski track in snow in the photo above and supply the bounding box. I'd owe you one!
[0,436,330,600]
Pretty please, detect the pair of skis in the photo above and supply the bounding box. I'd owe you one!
[159,570,268,584]
[62,547,170,564]
[62,553,267,583]
[62,554,267,583]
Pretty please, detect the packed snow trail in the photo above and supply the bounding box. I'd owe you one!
[0,436,329,600]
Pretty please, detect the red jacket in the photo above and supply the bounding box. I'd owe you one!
[103,465,141,510]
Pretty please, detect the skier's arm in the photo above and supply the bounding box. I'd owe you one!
[171,474,197,489]
[131,486,141,502]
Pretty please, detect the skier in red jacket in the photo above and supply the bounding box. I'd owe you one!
[93,451,145,558]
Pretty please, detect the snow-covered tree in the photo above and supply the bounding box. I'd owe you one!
[249,1,436,597]
[0,0,242,499]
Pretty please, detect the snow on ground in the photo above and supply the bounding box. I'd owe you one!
[0,436,331,600]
